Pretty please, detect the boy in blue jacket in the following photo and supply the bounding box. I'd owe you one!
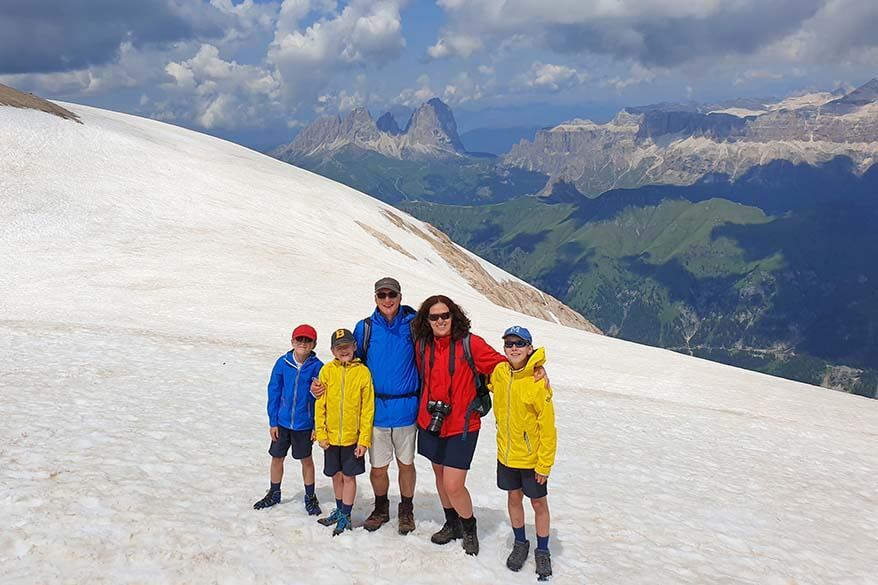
[253,324,324,515]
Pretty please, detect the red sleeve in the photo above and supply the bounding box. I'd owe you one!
[470,334,506,375]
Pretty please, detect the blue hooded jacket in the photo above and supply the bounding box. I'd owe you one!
[266,351,324,431]
[354,305,419,428]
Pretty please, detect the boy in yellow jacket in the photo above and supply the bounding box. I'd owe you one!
[490,326,556,581]
[315,328,375,536]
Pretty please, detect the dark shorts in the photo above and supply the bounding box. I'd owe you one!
[417,428,479,470]
[268,427,313,460]
[323,445,366,477]
[497,461,548,499]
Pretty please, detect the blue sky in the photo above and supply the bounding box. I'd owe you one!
[2,0,876,148]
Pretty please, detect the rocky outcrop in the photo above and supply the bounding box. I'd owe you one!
[0,83,81,123]
[505,79,878,196]
[274,98,466,162]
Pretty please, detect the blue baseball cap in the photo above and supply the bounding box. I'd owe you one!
[502,325,532,344]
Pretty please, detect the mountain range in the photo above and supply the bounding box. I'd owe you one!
[272,80,878,398]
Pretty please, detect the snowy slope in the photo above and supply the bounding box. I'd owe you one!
[1,104,876,585]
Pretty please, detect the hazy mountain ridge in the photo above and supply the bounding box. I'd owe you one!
[505,79,878,196]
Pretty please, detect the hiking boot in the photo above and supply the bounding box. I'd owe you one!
[535,549,553,581]
[506,540,530,571]
[363,498,390,532]
[430,518,463,544]
[253,489,281,510]
[397,501,415,535]
[461,516,479,556]
[332,513,353,536]
[317,508,342,527]
[304,493,321,516]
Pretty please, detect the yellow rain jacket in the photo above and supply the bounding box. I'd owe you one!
[315,358,375,447]
[489,347,556,476]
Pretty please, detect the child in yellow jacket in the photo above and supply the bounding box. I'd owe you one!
[490,326,556,581]
[315,328,375,536]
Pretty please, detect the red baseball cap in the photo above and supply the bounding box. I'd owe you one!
[291,324,317,343]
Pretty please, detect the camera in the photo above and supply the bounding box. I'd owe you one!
[426,400,452,436]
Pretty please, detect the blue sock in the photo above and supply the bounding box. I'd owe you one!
[342,503,353,515]
[304,484,315,496]
[513,525,527,543]
[270,482,281,493]
[537,534,550,551]
[336,499,343,510]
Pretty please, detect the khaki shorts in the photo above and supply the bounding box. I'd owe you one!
[369,424,417,468]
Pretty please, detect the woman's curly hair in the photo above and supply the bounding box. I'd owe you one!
[412,295,472,342]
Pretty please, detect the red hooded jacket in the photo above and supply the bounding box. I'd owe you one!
[415,334,506,437]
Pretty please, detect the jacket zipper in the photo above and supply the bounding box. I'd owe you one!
[505,373,513,466]
[524,431,532,455]
[338,364,346,445]
[291,358,302,429]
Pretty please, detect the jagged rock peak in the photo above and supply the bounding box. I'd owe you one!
[538,178,585,203]
[403,97,465,153]
[376,112,401,135]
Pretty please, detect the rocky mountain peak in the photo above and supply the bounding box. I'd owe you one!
[340,107,379,142]
[403,98,465,153]
[828,78,878,109]
[376,112,401,135]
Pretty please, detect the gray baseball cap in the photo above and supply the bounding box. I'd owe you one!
[374,277,401,294]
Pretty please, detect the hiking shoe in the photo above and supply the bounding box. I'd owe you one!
[506,540,530,571]
[535,549,553,581]
[430,518,463,544]
[304,493,321,516]
[363,498,390,532]
[317,508,342,527]
[253,489,281,510]
[397,501,415,535]
[461,516,479,556]
[332,513,353,536]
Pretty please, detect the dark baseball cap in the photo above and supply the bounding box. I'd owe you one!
[374,277,401,294]
[330,328,356,349]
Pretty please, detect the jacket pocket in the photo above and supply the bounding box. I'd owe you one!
[523,431,532,455]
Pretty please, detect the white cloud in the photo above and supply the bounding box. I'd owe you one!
[601,62,657,92]
[525,62,587,92]
[427,32,482,59]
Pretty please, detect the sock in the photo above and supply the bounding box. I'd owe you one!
[513,525,527,543]
[375,494,389,506]
[304,483,315,496]
[336,499,343,510]
[342,503,353,515]
[460,515,476,529]
[270,482,281,493]
[401,495,413,506]
[443,507,459,524]
[537,534,550,551]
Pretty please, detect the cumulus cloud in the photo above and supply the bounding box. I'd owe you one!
[393,74,436,107]
[159,44,281,129]
[526,62,587,92]
[269,0,406,105]
[427,32,483,60]
[0,0,236,74]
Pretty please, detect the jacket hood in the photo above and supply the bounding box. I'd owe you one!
[284,350,319,368]
[512,346,546,376]
[370,304,416,328]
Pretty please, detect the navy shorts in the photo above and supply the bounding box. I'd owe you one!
[497,461,548,499]
[417,428,479,470]
[323,445,366,477]
[268,427,313,460]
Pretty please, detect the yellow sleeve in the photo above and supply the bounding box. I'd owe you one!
[358,369,375,448]
[532,380,556,476]
[315,365,330,442]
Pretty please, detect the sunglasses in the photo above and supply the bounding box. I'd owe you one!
[504,340,529,348]
[376,291,399,299]
[293,336,315,343]
[428,312,452,322]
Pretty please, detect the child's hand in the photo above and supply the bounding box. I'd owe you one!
[534,366,550,388]
[354,445,366,458]
[311,430,316,442]
[269,426,279,441]
[310,378,326,398]
[319,440,330,450]
[535,473,548,485]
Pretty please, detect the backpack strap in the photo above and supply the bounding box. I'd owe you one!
[360,317,372,362]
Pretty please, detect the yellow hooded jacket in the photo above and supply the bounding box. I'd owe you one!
[489,347,556,476]
[315,358,375,447]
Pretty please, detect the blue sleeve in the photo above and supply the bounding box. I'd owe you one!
[353,319,366,360]
[266,358,283,427]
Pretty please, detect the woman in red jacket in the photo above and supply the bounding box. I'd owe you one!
[412,295,506,556]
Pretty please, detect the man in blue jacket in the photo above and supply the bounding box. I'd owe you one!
[356,277,419,534]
